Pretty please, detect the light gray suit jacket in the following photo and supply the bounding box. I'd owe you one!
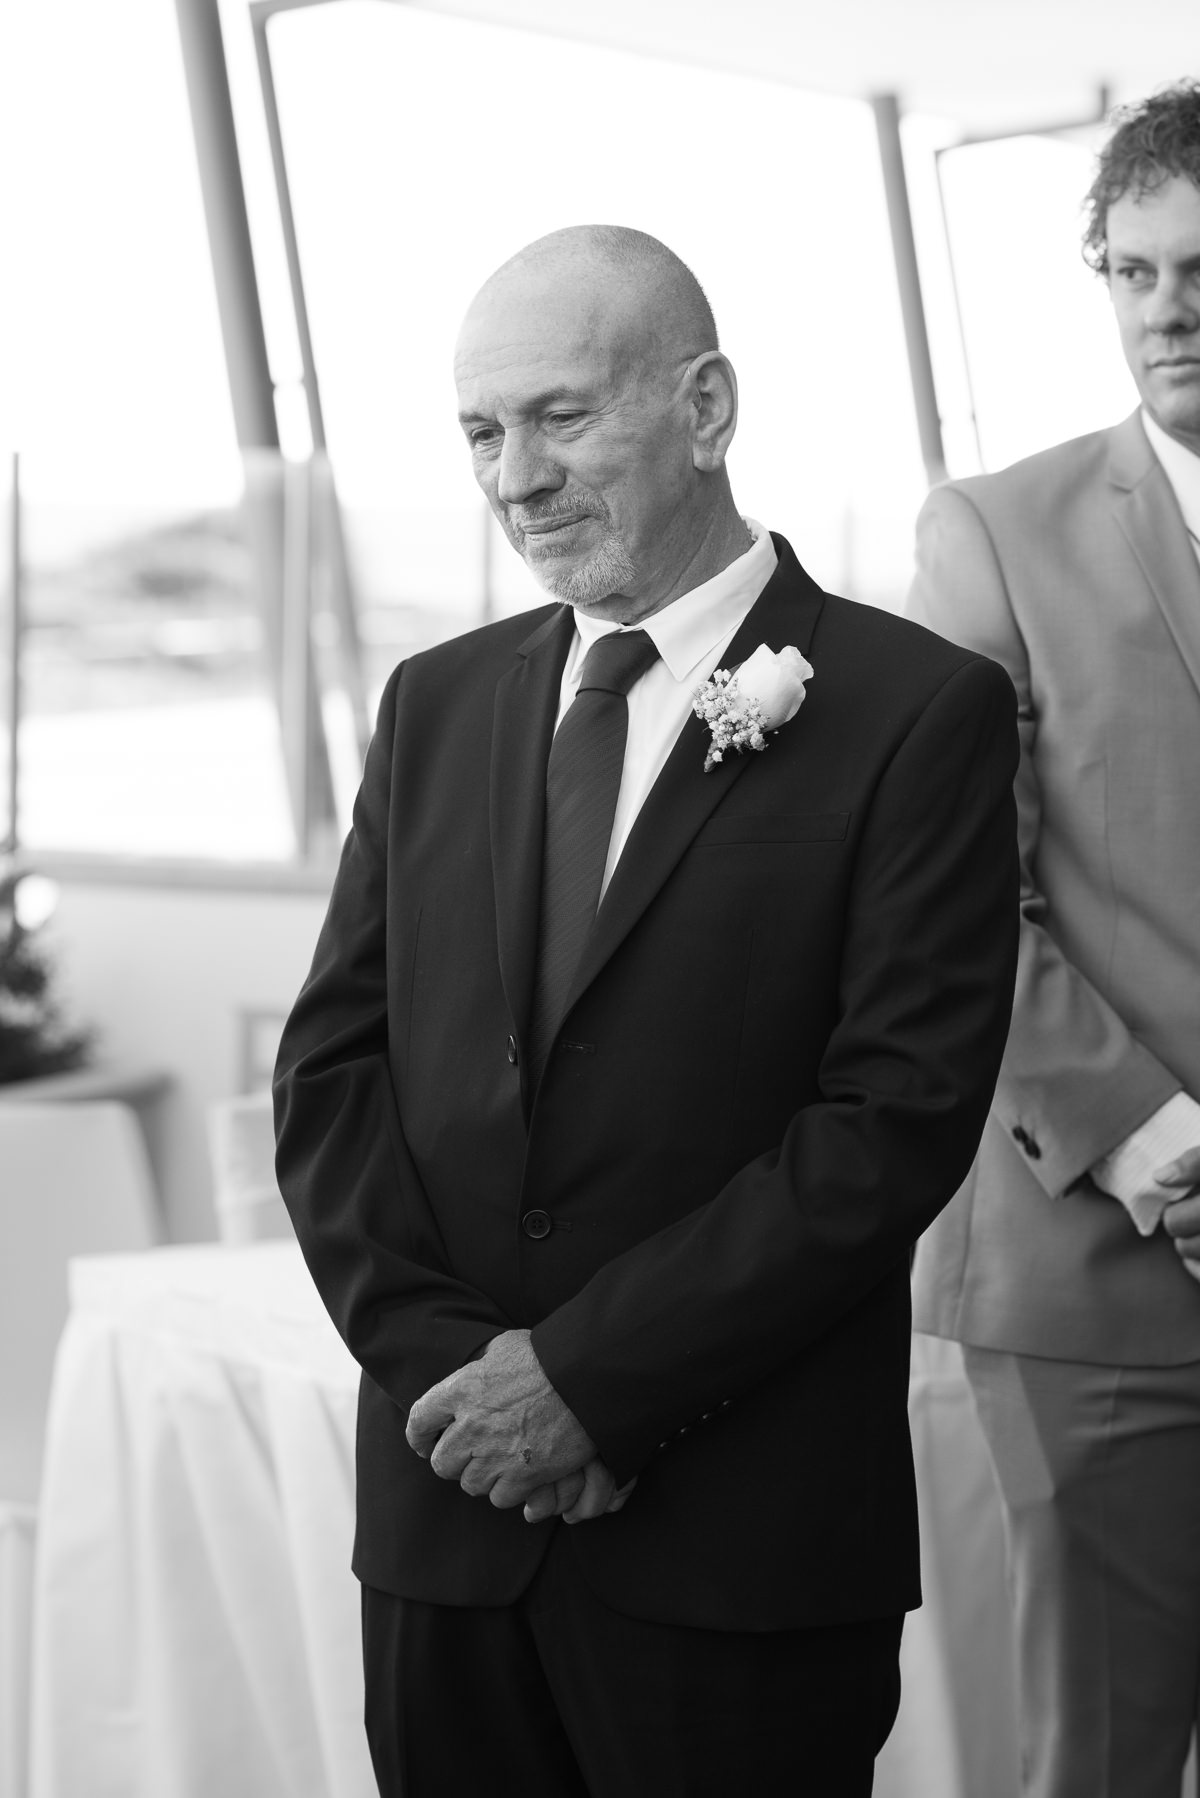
[908,410,1200,1366]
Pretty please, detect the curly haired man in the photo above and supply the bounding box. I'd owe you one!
[909,82,1200,1798]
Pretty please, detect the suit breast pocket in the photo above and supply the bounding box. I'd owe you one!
[692,811,850,847]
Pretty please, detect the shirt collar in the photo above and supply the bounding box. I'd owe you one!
[1142,410,1200,544]
[572,519,778,682]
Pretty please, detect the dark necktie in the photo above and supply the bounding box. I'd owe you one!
[528,628,660,1079]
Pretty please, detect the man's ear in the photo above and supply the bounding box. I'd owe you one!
[688,352,739,472]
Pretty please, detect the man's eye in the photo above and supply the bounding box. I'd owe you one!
[546,412,582,427]
[469,427,501,449]
[1114,265,1151,285]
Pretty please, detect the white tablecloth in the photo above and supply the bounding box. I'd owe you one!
[875,1333,1019,1798]
[28,1244,1071,1798]
[29,1244,373,1798]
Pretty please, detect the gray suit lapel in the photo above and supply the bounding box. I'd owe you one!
[1109,410,1200,704]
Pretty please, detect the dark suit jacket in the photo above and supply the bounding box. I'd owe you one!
[274,535,1019,1632]
[909,415,1200,1367]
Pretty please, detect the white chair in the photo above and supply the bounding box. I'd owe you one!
[207,1090,294,1244]
[0,1100,158,1798]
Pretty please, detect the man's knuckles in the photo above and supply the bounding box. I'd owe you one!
[458,1459,497,1498]
[428,1431,472,1479]
[488,1473,534,1510]
[522,1486,558,1524]
[426,1444,454,1479]
[405,1421,438,1457]
[405,1385,461,1452]
[553,1472,587,1513]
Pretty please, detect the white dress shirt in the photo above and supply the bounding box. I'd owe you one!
[1142,409,1200,566]
[554,519,778,899]
[1090,414,1200,1235]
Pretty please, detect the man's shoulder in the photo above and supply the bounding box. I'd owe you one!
[817,588,992,688]
[803,590,1014,750]
[406,602,563,676]
[374,601,562,710]
[771,532,989,685]
[929,415,1136,531]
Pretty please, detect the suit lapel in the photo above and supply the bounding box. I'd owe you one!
[489,603,574,1040]
[1109,410,1200,704]
[567,538,827,1013]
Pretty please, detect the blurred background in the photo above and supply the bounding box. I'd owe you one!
[3,7,1199,1798]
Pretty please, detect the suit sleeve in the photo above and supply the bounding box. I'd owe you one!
[273,664,511,1411]
[532,650,1021,1481]
[906,483,1181,1198]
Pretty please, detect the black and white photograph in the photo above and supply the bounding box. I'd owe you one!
[2,3,1200,1794]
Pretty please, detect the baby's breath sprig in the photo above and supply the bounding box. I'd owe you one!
[692,669,769,774]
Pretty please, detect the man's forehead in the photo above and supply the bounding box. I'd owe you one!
[458,306,608,367]
[455,286,643,407]
[455,331,613,408]
[460,271,631,353]
[1107,174,1200,250]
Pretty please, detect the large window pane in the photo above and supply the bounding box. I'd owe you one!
[17,462,293,860]
[1,459,14,851]
[3,0,293,861]
[936,132,1135,471]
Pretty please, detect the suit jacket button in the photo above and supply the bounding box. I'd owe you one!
[521,1209,552,1240]
[506,1034,518,1065]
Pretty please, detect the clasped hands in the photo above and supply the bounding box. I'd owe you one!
[405,1329,636,1525]
[1160,1148,1200,1281]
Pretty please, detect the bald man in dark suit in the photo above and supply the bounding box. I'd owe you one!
[276,224,1019,1796]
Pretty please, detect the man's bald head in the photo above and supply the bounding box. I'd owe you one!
[454,225,746,625]
[467,224,718,364]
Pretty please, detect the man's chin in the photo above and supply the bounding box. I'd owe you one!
[525,556,592,601]
[1145,385,1200,451]
[524,549,635,609]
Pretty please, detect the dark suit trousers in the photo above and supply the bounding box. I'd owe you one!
[361,1524,903,1798]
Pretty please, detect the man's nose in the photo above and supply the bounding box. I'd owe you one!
[1145,274,1200,335]
[495,430,563,506]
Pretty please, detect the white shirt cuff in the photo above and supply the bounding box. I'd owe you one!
[1091,1092,1200,1236]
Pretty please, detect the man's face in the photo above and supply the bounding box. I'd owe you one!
[1107,173,1200,454]
[454,277,696,622]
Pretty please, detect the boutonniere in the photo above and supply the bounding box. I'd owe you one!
[692,644,814,773]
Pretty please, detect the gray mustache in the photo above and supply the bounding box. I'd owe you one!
[509,498,606,530]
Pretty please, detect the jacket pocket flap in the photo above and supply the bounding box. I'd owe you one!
[694,811,850,846]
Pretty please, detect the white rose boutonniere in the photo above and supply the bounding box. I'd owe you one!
[692,644,813,774]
